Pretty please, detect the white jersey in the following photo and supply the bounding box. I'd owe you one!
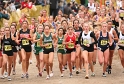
[109,28,114,38]
[118,32,124,46]
[88,3,95,12]
[82,31,92,45]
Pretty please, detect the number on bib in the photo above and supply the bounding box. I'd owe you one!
[4,45,12,51]
[45,43,52,49]
[22,39,29,45]
[120,39,124,44]
[101,40,108,45]
[83,39,89,46]
[37,41,40,47]
[58,44,64,49]
[68,43,74,49]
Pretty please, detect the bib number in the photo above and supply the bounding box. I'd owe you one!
[37,41,40,47]
[101,40,108,45]
[4,45,12,51]
[22,39,29,45]
[58,44,64,49]
[45,43,52,49]
[68,43,74,49]
[83,39,89,46]
[120,39,124,44]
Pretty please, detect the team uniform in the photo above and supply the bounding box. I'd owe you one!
[98,31,109,52]
[109,28,116,50]
[118,32,124,50]
[34,32,43,55]
[65,33,76,54]
[79,31,97,52]
[43,33,54,54]
[2,35,15,56]
[57,36,66,54]
[19,29,32,52]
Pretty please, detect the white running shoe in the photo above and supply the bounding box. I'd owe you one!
[0,75,5,79]
[8,76,12,81]
[4,72,8,78]
[60,74,64,77]
[50,72,53,77]
[46,75,50,80]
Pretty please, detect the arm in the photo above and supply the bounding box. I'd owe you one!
[78,31,82,45]
[109,33,113,46]
[113,29,118,42]
[26,30,33,41]
[40,35,48,47]
[33,33,40,43]
[90,32,98,46]
[63,34,69,45]
[16,31,21,44]
[52,33,57,47]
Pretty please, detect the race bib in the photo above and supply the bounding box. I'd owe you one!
[4,45,12,51]
[22,39,29,45]
[83,39,89,46]
[58,44,64,49]
[120,39,124,44]
[45,43,52,49]
[37,41,40,47]
[101,40,108,45]
[120,13,124,17]
[68,43,74,49]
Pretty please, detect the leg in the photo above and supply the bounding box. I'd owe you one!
[88,52,94,73]
[103,49,109,73]
[98,49,104,65]
[49,52,54,76]
[57,53,63,74]
[75,47,80,71]
[35,55,40,72]
[13,52,17,73]
[83,50,89,76]
[0,57,2,68]
[108,50,114,68]
[118,49,124,68]
[18,50,22,64]
[8,56,13,76]
[43,54,49,75]
[26,52,31,73]
[66,54,72,73]
[21,49,26,74]
[1,54,7,76]
[39,52,44,73]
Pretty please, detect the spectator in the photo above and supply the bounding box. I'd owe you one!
[0,7,10,20]
[63,3,75,18]
[50,0,60,19]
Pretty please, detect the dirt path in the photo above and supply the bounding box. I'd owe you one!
[0,50,124,84]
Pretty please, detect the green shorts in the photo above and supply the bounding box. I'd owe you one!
[57,49,66,54]
[34,47,43,55]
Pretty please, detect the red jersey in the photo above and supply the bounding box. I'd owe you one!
[65,34,76,49]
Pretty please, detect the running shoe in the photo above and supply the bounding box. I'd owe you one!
[64,65,67,70]
[18,60,21,64]
[12,70,16,75]
[76,70,79,74]
[69,73,73,78]
[8,76,12,81]
[21,74,25,78]
[85,75,89,79]
[26,73,29,79]
[91,72,95,77]
[93,62,96,65]
[72,66,75,71]
[50,72,53,77]
[4,72,8,78]
[0,75,5,79]
[60,74,64,77]
[39,72,42,77]
[102,73,106,77]
[44,68,46,71]
[30,60,32,64]
[46,75,50,80]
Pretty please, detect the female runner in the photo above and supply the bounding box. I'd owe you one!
[40,25,57,79]
[33,24,44,76]
[96,22,112,77]
[78,23,97,79]
[16,20,33,78]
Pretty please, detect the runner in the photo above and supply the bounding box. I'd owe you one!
[78,23,97,79]
[40,25,57,79]
[63,26,77,78]
[57,28,66,77]
[96,22,112,77]
[1,27,16,81]
[16,20,33,78]
[118,23,124,72]
[10,25,18,75]
[107,20,118,74]
[33,24,44,77]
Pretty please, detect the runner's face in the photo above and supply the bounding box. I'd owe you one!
[58,29,63,35]
[74,21,79,28]
[38,26,43,33]
[102,24,107,31]
[44,26,49,33]
[22,22,28,28]
[10,26,16,32]
[107,22,112,29]
[31,19,35,24]
[68,27,73,34]
[62,21,67,27]
[0,29,4,35]
[84,24,89,31]
[5,28,10,35]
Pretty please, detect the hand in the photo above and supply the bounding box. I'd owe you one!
[16,40,21,44]
[44,44,49,47]
[109,42,112,46]
[76,44,80,47]
[53,44,57,48]
[86,44,90,47]
[37,39,40,42]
